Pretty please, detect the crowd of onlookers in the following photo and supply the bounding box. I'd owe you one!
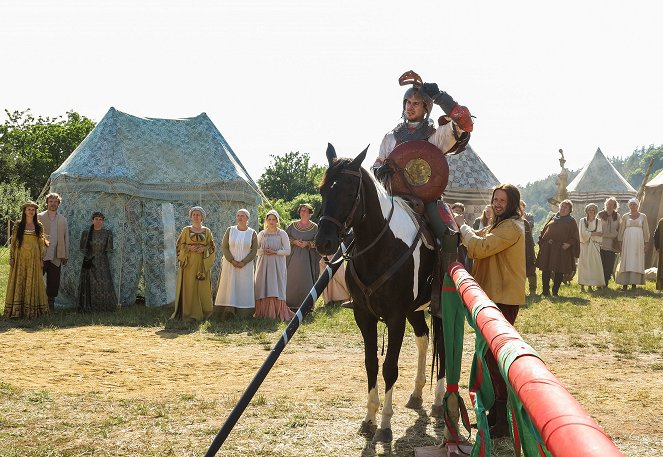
[2,195,350,321]
[452,196,662,297]
[3,191,662,321]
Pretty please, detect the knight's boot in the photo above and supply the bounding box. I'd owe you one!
[48,297,55,311]
[489,400,509,438]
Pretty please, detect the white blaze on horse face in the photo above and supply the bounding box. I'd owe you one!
[379,388,394,430]
[365,387,380,426]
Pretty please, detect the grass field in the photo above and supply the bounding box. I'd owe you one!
[0,245,661,456]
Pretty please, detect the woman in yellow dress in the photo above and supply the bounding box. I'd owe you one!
[4,201,49,319]
[171,206,216,321]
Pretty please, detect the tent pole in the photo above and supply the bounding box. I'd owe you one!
[636,158,655,202]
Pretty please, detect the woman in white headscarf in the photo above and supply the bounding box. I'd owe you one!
[254,209,294,321]
[577,203,605,291]
[214,208,258,318]
[616,198,650,290]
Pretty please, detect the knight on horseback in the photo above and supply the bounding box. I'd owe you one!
[372,70,474,446]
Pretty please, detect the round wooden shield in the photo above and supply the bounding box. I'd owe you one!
[387,140,449,203]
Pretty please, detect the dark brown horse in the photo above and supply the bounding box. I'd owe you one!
[315,144,444,443]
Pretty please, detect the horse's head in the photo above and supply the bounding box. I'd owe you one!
[315,143,368,255]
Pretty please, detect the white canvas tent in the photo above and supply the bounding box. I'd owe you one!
[642,170,663,266]
[48,107,260,306]
[567,147,636,218]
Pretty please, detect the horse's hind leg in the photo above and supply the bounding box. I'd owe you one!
[405,310,428,410]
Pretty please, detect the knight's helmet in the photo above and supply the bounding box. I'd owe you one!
[399,70,433,119]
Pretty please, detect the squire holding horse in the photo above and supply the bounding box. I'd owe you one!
[315,70,473,444]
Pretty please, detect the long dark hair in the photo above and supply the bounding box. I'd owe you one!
[16,210,44,248]
[491,184,522,227]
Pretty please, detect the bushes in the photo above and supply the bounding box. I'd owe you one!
[0,181,33,245]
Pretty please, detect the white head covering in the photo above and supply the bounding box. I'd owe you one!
[188,206,206,219]
[584,203,598,214]
[627,197,640,207]
[236,208,250,218]
[265,209,280,222]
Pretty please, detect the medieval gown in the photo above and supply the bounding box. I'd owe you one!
[171,226,216,321]
[254,228,293,321]
[215,225,257,311]
[285,221,320,309]
[78,228,118,312]
[319,257,351,306]
[535,214,580,275]
[577,218,605,287]
[4,223,49,318]
[616,213,650,286]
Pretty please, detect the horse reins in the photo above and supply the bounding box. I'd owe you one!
[321,166,423,321]
[319,168,365,239]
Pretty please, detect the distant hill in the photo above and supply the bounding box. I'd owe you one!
[519,144,662,236]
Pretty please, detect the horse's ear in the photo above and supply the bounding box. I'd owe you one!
[349,145,369,169]
[326,143,337,165]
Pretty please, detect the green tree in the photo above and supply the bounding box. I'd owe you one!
[257,151,326,201]
[0,109,96,197]
[0,180,33,244]
[257,199,293,229]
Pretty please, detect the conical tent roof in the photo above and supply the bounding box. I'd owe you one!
[52,107,257,201]
[444,144,500,219]
[567,148,636,197]
[645,169,663,188]
[447,144,500,190]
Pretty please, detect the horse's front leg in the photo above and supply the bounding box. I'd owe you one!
[373,317,407,443]
[405,310,429,410]
[355,308,379,438]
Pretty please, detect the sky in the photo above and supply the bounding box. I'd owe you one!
[2,0,662,188]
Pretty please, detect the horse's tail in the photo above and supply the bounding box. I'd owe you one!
[430,313,445,383]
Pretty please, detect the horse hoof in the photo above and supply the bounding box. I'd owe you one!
[431,404,443,418]
[359,420,377,437]
[372,427,393,443]
[405,394,423,409]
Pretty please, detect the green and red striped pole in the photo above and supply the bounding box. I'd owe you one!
[448,262,623,457]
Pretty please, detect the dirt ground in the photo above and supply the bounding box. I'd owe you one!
[0,325,661,456]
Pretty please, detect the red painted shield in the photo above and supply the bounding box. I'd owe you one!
[387,140,449,203]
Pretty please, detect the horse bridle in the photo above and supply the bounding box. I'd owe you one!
[320,167,396,261]
[319,168,365,240]
[320,167,422,321]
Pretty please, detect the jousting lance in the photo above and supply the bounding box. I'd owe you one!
[204,239,352,456]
